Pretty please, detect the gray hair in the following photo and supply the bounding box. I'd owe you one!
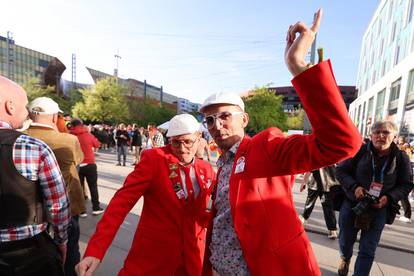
[371,120,397,134]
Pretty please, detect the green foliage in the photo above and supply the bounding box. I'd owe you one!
[286,109,305,130]
[72,77,129,123]
[244,86,287,134]
[127,100,175,126]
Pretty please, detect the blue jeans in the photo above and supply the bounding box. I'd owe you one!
[339,200,386,276]
[64,216,80,276]
[117,145,127,165]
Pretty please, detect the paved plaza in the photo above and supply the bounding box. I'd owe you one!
[79,151,414,275]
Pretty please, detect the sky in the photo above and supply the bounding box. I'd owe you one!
[0,0,380,103]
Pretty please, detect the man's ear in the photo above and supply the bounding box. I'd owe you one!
[242,112,249,128]
[52,113,58,124]
[5,100,15,115]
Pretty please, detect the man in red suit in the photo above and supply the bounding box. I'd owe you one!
[76,114,216,276]
[199,9,361,276]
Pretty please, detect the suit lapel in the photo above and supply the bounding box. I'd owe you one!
[229,136,251,220]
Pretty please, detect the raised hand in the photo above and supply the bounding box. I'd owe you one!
[285,9,322,76]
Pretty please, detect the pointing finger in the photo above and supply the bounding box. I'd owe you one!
[310,8,322,33]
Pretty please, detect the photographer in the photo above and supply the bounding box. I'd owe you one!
[335,121,413,276]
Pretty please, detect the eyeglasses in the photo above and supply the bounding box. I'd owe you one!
[202,111,244,129]
[170,138,198,148]
[372,130,391,136]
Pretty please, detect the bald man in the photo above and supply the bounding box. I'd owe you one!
[0,76,70,276]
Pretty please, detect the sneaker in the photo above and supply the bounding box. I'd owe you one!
[328,230,338,239]
[92,208,104,216]
[338,258,350,276]
[79,212,88,218]
[399,216,412,223]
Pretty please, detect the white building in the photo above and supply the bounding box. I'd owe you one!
[177,98,201,114]
[349,0,414,142]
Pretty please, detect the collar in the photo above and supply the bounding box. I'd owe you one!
[0,121,12,129]
[217,140,242,167]
[30,122,55,130]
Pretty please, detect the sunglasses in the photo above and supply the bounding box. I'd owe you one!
[202,111,244,130]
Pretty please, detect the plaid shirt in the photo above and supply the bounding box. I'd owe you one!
[0,121,69,244]
[153,132,165,148]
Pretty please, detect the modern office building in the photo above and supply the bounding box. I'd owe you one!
[0,32,60,85]
[267,85,357,112]
[87,67,178,108]
[177,98,201,114]
[349,0,414,140]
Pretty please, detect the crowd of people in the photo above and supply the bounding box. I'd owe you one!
[1,9,413,276]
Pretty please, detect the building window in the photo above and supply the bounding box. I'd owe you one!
[394,45,400,65]
[408,0,414,24]
[382,60,387,77]
[389,0,394,22]
[407,69,414,96]
[375,89,386,121]
[390,78,401,101]
[391,22,397,43]
[379,38,384,56]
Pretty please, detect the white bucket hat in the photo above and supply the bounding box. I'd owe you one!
[166,114,200,137]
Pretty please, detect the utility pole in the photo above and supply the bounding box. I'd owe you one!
[71,53,77,89]
[114,49,121,78]
[6,31,15,81]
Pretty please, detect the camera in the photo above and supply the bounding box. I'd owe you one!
[352,193,379,216]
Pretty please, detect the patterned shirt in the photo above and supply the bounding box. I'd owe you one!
[153,132,165,148]
[0,121,70,244]
[210,141,250,275]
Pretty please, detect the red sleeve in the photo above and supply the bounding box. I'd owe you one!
[261,60,361,175]
[83,150,154,260]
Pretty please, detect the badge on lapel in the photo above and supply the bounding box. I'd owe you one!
[234,156,245,174]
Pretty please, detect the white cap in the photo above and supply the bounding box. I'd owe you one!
[166,114,200,137]
[199,92,245,113]
[28,97,63,115]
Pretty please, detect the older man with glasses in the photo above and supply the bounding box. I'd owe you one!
[76,114,216,276]
[199,9,362,276]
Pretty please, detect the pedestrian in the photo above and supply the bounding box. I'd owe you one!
[336,121,413,276]
[397,138,413,223]
[299,166,339,239]
[199,10,361,275]
[25,97,86,276]
[152,127,165,148]
[130,124,142,165]
[76,114,216,275]
[70,118,104,217]
[115,123,129,166]
[0,76,70,276]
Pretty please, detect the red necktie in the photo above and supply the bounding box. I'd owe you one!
[181,165,194,203]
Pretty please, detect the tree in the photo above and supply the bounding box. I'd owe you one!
[127,100,175,126]
[23,77,72,114]
[244,86,287,134]
[286,109,305,130]
[72,77,129,123]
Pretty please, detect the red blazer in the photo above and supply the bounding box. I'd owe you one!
[84,146,216,276]
[204,60,361,276]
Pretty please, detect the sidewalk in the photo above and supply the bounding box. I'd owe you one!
[78,151,414,275]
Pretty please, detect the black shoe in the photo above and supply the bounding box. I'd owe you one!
[116,163,121,166]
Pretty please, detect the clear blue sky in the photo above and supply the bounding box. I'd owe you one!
[0,0,379,103]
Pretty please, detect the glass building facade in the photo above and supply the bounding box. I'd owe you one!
[0,34,54,85]
[350,0,414,141]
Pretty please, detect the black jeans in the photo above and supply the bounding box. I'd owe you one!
[400,197,412,219]
[0,232,64,276]
[302,188,337,230]
[79,164,101,211]
[64,216,80,276]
